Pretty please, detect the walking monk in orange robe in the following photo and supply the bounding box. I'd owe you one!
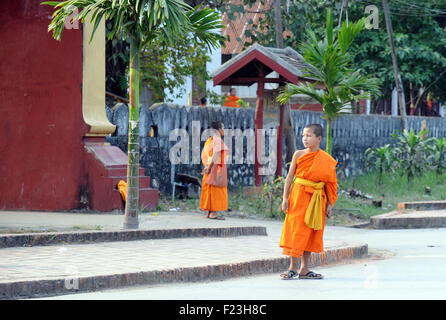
[200,121,229,220]
[223,88,240,108]
[279,124,338,279]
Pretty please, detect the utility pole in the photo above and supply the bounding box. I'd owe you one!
[274,0,296,169]
[382,0,407,129]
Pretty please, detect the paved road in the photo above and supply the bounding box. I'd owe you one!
[41,227,446,300]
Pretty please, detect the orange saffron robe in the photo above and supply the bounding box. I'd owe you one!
[200,137,229,212]
[224,95,240,108]
[118,180,127,202]
[280,149,338,258]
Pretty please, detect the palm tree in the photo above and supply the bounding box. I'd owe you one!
[277,8,381,155]
[43,0,224,229]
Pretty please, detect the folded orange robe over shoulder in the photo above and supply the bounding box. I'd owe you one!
[280,149,338,258]
[224,95,239,108]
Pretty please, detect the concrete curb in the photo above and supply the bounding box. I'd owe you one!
[0,226,267,248]
[0,244,368,300]
[370,213,446,229]
[397,200,446,212]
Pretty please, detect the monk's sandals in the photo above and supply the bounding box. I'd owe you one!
[280,270,323,280]
[280,270,298,280]
[298,271,323,279]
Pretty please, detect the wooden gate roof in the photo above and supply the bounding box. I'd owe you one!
[211,43,318,86]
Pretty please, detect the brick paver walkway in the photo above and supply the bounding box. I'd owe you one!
[0,229,348,283]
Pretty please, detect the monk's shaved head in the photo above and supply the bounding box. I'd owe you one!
[210,121,224,130]
[304,124,323,138]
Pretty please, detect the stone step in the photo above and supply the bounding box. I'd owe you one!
[112,176,151,189]
[108,167,146,178]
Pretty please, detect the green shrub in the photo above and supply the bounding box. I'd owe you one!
[391,129,433,182]
[364,144,397,186]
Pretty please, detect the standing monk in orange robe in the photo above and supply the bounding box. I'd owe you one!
[279,124,338,280]
[200,121,229,220]
[223,88,240,108]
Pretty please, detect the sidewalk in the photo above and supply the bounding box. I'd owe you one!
[0,210,368,299]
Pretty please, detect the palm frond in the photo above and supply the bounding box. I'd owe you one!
[339,70,381,98]
[277,82,324,106]
[186,6,225,51]
[338,18,366,54]
[43,0,223,52]
[326,8,333,47]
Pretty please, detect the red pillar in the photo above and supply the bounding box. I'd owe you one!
[275,103,284,178]
[255,80,264,186]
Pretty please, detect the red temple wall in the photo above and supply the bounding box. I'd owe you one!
[0,1,89,210]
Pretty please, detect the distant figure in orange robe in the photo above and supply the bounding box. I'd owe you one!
[279,124,338,280]
[223,88,239,108]
[200,121,228,220]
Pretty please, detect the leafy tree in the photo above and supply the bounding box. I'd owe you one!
[242,0,446,112]
[350,0,446,112]
[244,0,331,49]
[277,8,381,155]
[106,19,130,99]
[140,36,211,103]
[43,0,224,229]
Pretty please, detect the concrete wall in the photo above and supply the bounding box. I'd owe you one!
[106,103,446,194]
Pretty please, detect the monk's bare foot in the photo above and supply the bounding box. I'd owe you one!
[280,269,298,280]
[299,268,310,276]
[208,212,225,220]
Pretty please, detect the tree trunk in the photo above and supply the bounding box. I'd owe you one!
[409,82,414,116]
[382,0,407,129]
[413,86,425,115]
[283,104,296,162]
[123,35,141,229]
[274,0,283,49]
[274,0,296,164]
[326,119,333,155]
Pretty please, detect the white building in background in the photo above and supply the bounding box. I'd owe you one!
[392,87,398,116]
[440,103,445,117]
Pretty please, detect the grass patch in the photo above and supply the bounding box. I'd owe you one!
[330,170,446,225]
[157,170,446,226]
[156,193,201,213]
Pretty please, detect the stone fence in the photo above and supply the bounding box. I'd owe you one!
[105,103,446,194]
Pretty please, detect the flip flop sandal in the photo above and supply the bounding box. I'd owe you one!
[298,271,323,279]
[208,215,225,220]
[280,270,298,280]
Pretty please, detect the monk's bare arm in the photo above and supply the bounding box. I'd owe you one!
[202,147,222,175]
[282,150,303,211]
[202,154,215,175]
